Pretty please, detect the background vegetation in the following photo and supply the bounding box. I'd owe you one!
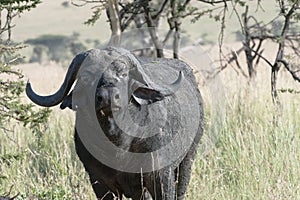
[1,0,300,199]
[1,68,299,199]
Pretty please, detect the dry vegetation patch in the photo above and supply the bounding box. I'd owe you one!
[1,40,300,199]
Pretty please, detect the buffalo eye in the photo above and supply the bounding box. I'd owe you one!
[114,94,120,100]
[97,96,103,103]
[119,73,128,78]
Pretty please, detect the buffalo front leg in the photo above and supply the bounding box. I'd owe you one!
[148,167,176,200]
[89,178,122,200]
[176,154,197,200]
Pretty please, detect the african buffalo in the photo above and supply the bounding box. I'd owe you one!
[26,47,204,200]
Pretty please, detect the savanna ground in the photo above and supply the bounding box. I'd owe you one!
[1,1,300,199]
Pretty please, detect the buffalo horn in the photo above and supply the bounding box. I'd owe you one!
[26,52,89,107]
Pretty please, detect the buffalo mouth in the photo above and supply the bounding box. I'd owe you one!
[97,105,122,116]
[111,106,121,112]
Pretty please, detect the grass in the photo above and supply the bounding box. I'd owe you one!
[1,73,300,199]
[0,114,94,199]
[189,96,300,199]
[1,1,300,198]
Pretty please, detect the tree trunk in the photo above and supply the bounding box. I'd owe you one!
[143,0,164,58]
[107,0,121,46]
[243,6,256,80]
[271,63,280,106]
[171,0,181,59]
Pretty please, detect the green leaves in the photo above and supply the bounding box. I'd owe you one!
[84,7,102,26]
[0,0,50,135]
[0,0,41,13]
[234,0,246,7]
[0,62,51,134]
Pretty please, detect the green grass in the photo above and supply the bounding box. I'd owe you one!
[188,96,300,199]
[0,114,94,199]
[1,87,300,199]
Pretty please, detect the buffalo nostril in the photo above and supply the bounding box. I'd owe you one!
[97,96,103,102]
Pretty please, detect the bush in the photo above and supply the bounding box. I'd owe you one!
[25,33,87,63]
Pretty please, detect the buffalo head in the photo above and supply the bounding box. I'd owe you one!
[26,47,183,115]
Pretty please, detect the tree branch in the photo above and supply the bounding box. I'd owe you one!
[278,59,300,82]
[271,0,299,106]
[197,0,231,5]
[153,0,169,19]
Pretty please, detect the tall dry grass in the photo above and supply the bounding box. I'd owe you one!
[1,44,300,199]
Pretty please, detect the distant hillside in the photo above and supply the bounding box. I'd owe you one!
[13,0,110,42]
[13,1,278,45]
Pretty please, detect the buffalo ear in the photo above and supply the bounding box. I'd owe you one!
[131,87,165,105]
[60,91,73,110]
[130,71,183,106]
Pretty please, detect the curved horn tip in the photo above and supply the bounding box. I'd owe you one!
[25,82,36,100]
[26,78,35,88]
[25,80,34,92]
[164,70,184,95]
[26,80,31,87]
[178,71,183,80]
[172,71,184,86]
